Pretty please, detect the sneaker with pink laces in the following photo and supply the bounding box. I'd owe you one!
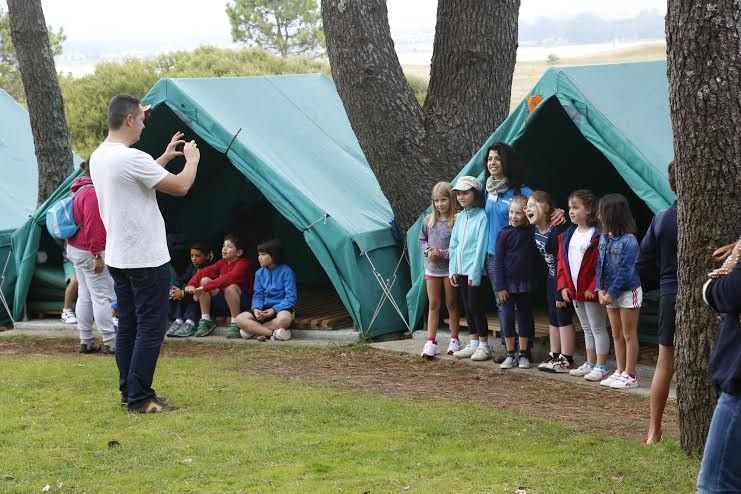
[610,372,639,389]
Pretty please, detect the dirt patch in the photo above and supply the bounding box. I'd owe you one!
[0,337,675,441]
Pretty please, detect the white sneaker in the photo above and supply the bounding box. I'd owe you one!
[538,353,556,372]
[518,355,531,369]
[600,370,623,387]
[453,341,478,359]
[470,345,492,361]
[551,356,572,373]
[446,339,461,355]
[610,372,639,389]
[421,340,438,359]
[61,310,77,324]
[240,329,256,340]
[569,362,593,377]
[500,355,517,369]
[584,366,610,382]
[271,328,292,341]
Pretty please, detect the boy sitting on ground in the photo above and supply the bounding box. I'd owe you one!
[180,234,253,338]
[236,239,297,341]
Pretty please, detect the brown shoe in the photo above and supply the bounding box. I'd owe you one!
[128,397,179,414]
[79,342,100,354]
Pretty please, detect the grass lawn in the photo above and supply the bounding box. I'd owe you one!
[0,337,698,493]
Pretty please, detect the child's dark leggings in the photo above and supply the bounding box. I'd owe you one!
[458,275,488,338]
[499,292,535,339]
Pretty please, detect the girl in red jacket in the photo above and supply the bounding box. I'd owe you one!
[183,233,253,338]
[556,190,610,382]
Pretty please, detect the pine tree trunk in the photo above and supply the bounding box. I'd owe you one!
[321,0,519,232]
[666,0,741,455]
[7,0,74,206]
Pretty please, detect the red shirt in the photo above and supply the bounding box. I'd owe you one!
[187,257,253,294]
[68,177,106,256]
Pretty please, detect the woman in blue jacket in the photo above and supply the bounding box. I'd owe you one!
[235,239,297,342]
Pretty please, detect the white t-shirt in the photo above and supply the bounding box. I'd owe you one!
[568,227,595,286]
[90,141,170,269]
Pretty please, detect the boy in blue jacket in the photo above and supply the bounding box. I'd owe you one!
[235,239,298,341]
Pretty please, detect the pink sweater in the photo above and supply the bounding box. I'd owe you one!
[67,177,106,257]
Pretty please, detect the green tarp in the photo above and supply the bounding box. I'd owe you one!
[11,74,409,337]
[406,61,675,343]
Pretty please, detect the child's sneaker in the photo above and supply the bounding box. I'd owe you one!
[453,341,478,359]
[61,309,77,324]
[500,354,517,369]
[79,341,100,354]
[166,321,181,337]
[569,362,593,377]
[226,322,241,339]
[446,338,461,355]
[584,365,610,382]
[470,344,491,361]
[518,353,531,369]
[102,344,116,355]
[194,319,216,337]
[421,340,438,359]
[600,370,623,387]
[112,316,119,332]
[610,372,639,389]
[538,353,556,372]
[271,328,292,341]
[551,356,572,373]
[239,329,256,339]
[174,321,197,337]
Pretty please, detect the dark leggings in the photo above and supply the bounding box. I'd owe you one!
[458,275,488,338]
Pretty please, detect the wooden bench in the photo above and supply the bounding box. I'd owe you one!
[445,311,583,338]
[293,287,353,330]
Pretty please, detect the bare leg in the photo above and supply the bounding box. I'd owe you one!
[198,278,215,316]
[621,308,640,376]
[442,277,459,339]
[645,344,674,445]
[559,324,575,355]
[235,311,272,338]
[425,278,443,340]
[549,325,561,354]
[64,276,78,310]
[607,308,625,372]
[262,311,294,331]
[505,336,516,352]
[519,336,529,354]
[223,285,242,318]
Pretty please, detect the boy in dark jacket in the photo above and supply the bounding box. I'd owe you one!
[167,242,212,337]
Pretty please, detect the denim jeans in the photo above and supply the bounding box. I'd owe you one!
[697,392,741,493]
[108,263,171,408]
[172,297,199,323]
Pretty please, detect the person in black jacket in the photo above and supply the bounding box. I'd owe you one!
[697,237,741,494]
[636,162,678,446]
[166,242,213,337]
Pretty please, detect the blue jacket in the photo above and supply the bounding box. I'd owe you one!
[493,225,538,292]
[704,262,741,395]
[636,202,678,296]
[448,207,489,286]
[596,233,641,298]
[484,184,533,255]
[251,264,298,313]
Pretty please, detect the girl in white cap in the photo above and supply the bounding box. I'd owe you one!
[448,176,491,361]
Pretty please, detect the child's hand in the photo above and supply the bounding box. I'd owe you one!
[184,286,195,295]
[264,308,276,318]
[584,290,596,301]
[549,208,567,227]
[449,274,458,287]
[560,288,571,303]
[555,301,567,309]
[428,248,439,260]
[253,308,264,321]
[498,289,509,303]
[603,294,614,306]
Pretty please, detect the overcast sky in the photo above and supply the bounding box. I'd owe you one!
[2,0,667,44]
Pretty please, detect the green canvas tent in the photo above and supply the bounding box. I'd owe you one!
[406,61,675,343]
[11,74,409,337]
[0,90,78,325]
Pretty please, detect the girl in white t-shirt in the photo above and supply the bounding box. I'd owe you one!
[556,190,610,382]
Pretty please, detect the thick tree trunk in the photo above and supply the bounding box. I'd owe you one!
[321,0,519,232]
[666,0,741,455]
[7,0,73,206]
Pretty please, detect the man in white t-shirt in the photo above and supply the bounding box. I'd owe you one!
[90,94,201,414]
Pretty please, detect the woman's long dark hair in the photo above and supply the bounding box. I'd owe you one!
[598,194,637,236]
[483,142,525,194]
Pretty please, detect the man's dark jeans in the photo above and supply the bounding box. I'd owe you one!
[108,263,170,409]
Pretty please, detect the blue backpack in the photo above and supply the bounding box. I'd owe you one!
[46,184,92,240]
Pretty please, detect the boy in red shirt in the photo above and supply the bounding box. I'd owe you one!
[179,234,253,338]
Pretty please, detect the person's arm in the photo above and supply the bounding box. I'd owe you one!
[447,221,460,279]
[155,131,185,167]
[418,219,431,255]
[607,236,640,299]
[187,261,220,289]
[203,259,250,292]
[78,189,106,257]
[273,267,298,312]
[636,219,660,289]
[154,141,200,197]
[595,236,606,295]
[469,216,489,287]
[492,231,507,290]
[703,264,741,314]
[251,270,266,310]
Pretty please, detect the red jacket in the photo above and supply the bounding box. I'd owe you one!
[556,225,601,301]
[188,257,253,294]
[68,177,106,256]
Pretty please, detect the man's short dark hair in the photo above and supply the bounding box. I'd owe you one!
[257,238,282,264]
[108,94,141,131]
